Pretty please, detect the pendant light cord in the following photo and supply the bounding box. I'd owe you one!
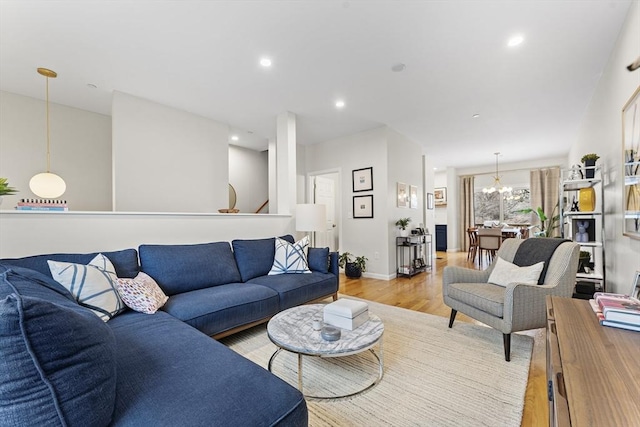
[45,75,51,173]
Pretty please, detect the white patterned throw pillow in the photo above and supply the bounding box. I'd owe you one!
[48,254,126,321]
[116,272,168,314]
[268,236,312,275]
[488,257,545,287]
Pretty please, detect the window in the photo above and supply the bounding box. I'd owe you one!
[474,188,530,225]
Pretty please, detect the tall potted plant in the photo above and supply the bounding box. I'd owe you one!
[581,153,600,179]
[338,252,367,279]
[519,205,560,237]
[395,217,412,237]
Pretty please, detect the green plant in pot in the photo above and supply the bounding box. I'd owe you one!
[519,204,560,237]
[338,252,367,279]
[580,153,600,179]
[0,178,18,205]
[395,217,412,237]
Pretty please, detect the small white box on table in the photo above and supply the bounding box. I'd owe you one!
[323,299,369,330]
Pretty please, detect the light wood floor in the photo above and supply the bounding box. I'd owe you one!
[338,251,548,427]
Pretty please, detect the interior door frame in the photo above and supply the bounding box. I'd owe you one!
[307,168,342,253]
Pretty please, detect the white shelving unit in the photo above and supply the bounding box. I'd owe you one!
[559,166,605,296]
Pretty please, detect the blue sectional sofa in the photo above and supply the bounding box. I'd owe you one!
[0,235,339,426]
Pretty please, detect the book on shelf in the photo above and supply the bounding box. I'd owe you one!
[15,198,68,211]
[15,206,68,211]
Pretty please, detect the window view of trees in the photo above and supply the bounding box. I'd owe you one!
[474,188,530,225]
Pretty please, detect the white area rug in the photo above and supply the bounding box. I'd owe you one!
[222,299,533,427]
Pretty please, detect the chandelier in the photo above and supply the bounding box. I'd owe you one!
[482,152,512,194]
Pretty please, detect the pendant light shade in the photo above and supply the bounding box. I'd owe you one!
[30,67,66,199]
[482,152,512,194]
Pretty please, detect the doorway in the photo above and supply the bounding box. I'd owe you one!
[307,170,341,252]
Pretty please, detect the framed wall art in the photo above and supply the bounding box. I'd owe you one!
[353,195,373,218]
[622,85,640,239]
[352,167,373,192]
[630,270,640,300]
[410,185,418,209]
[397,182,409,208]
[434,187,447,206]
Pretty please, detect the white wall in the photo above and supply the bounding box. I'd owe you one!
[386,128,424,273]
[305,127,390,278]
[0,211,292,258]
[112,91,228,213]
[229,145,268,213]
[0,91,112,211]
[569,2,640,293]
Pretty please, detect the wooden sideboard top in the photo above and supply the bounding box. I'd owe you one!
[548,296,640,426]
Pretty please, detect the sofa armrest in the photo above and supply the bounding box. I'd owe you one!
[329,252,339,277]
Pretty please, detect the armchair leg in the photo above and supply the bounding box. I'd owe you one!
[448,310,457,328]
[503,334,511,362]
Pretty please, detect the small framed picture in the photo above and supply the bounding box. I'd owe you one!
[352,167,373,192]
[353,195,373,218]
[427,193,434,210]
[397,182,409,208]
[630,270,640,300]
[434,187,447,206]
[410,185,418,209]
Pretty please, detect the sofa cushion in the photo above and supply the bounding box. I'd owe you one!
[47,254,126,322]
[308,247,330,273]
[269,236,312,275]
[232,235,295,282]
[107,310,308,426]
[248,272,338,310]
[116,272,168,314]
[0,286,117,426]
[0,264,76,305]
[162,283,279,336]
[139,242,242,295]
[1,248,139,279]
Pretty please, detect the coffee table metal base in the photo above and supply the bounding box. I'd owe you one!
[268,339,384,400]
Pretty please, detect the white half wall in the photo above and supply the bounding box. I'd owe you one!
[112,91,229,213]
[569,2,640,293]
[0,91,112,211]
[229,145,268,213]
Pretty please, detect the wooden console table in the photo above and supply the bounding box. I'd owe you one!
[546,296,640,426]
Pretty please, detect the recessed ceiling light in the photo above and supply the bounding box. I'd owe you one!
[507,35,524,47]
[335,100,345,109]
[472,114,480,118]
[231,135,239,141]
[391,63,406,72]
[259,57,272,67]
[87,83,97,89]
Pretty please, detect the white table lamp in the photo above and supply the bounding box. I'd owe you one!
[296,204,327,247]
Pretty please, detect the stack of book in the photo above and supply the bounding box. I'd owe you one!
[15,199,68,211]
[589,292,640,332]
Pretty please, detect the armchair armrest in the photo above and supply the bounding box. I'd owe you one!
[443,266,490,286]
[503,282,560,332]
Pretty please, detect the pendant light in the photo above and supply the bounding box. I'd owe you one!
[29,68,66,199]
[482,152,512,194]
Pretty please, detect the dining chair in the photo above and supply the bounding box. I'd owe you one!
[477,228,502,266]
[467,227,478,263]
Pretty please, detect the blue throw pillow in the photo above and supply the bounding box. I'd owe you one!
[308,247,330,273]
[0,278,117,426]
[232,235,295,282]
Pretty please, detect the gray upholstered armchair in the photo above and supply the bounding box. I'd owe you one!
[443,238,579,361]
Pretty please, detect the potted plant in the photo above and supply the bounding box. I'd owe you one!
[580,153,600,179]
[338,252,368,279]
[519,204,560,237]
[395,217,412,237]
[0,177,18,205]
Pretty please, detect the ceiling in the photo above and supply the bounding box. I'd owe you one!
[0,1,633,170]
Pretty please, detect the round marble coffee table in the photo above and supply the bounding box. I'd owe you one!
[267,303,384,400]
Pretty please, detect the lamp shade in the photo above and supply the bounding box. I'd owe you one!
[296,204,327,232]
[29,172,66,198]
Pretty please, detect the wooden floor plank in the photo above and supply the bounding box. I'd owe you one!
[338,250,547,427]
